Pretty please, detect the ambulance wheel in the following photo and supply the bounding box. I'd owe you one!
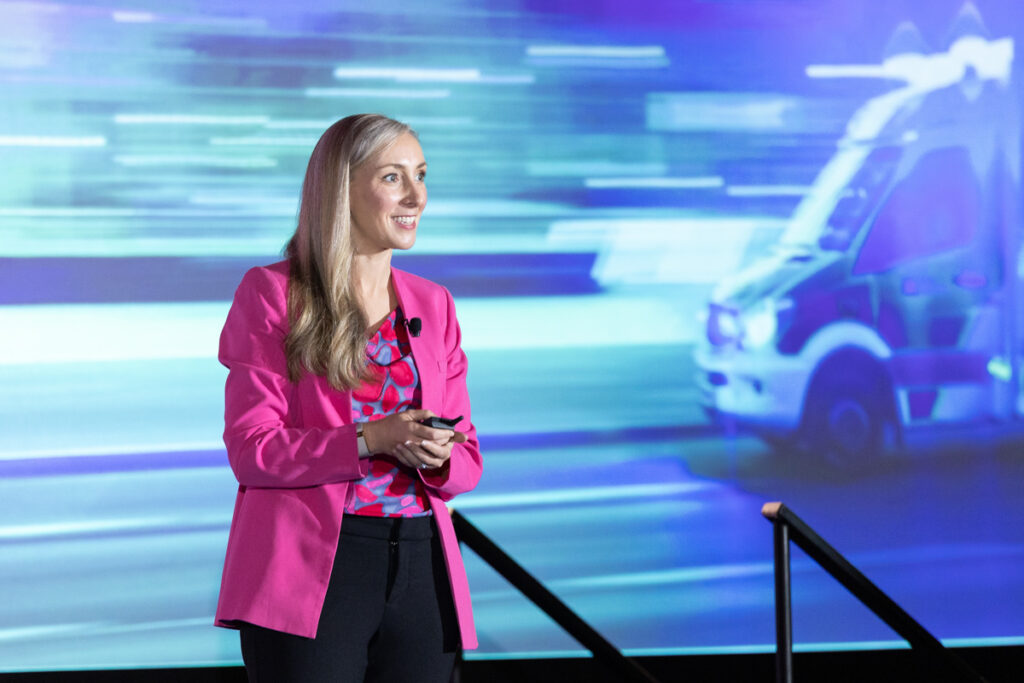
[802,357,893,468]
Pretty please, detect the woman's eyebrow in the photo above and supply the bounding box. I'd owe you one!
[374,161,428,170]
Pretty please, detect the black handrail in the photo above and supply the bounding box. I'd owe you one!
[762,502,989,683]
[451,510,663,683]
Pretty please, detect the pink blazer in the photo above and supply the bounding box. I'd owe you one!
[214,260,481,649]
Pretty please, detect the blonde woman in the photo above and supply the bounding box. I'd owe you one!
[214,114,481,682]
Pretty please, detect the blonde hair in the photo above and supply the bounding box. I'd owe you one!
[284,113,415,390]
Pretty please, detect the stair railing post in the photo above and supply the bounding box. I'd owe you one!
[774,516,793,683]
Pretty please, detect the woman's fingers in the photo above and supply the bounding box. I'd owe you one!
[418,439,452,459]
[391,443,421,469]
[397,440,448,468]
[409,424,453,442]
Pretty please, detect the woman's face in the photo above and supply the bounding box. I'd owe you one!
[349,132,427,254]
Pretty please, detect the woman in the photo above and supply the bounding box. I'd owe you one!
[214,113,482,682]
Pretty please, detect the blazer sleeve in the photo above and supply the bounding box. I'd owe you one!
[219,267,369,488]
[419,286,483,500]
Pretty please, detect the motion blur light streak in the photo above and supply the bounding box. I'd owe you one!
[112,155,278,168]
[333,66,483,81]
[0,136,106,147]
[525,45,667,58]
[304,87,452,98]
[114,114,271,125]
[583,177,725,189]
[725,184,811,197]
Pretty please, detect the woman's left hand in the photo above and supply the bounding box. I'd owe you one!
[393,430,468,472]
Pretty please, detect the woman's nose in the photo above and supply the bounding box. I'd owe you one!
[402,181,426,207]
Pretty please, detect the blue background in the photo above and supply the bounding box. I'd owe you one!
[1,0,1022,671]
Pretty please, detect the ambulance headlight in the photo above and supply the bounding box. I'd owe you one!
[743,298,789,349]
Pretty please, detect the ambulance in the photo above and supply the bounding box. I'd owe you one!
[695,15,1021,464]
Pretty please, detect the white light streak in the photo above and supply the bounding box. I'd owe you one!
[262,116,478,130]
[0,293,697,366]
[527,161,668,177]
[332,68,534,85]
[547,216,787,285]
[110,11,267,29]
[187,193,297,207]
[264,119,339,129]
[114,114,270,125]
[0,442,224,461]
[806,65,888,79]
[527,44,665,58]
[111,11,155,23]
[0,302,228,365]
[475,74,535,84]
[209,136,317,147]
[305,87,451,99]
[0,207,288,217]
[0,619,222,648]
[807,36,1013,87]
[6,238,290,257]
[549,561,773,589]
[455,293,699,348]
[647,93,795,132]
[404,116,476,127]
[584,176,724,189]
[334,67,481,81]
[421,199,574,217]
[0,135,106,147]
[0,514,229,541]
[113,154,277,168]
[457,481,710,509]
[726,184,811,197]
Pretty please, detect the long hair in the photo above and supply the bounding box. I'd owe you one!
[284,113,415,390]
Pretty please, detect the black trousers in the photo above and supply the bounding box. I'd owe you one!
[239,514,459,683]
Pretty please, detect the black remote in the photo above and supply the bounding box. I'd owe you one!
[419,415,463,430]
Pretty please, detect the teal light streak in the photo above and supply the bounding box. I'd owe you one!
[304,87,451,99]
[0,136,106,147]
[584,176,723,189]
[727,184,811,196]
[114,114,270,125]
[208,136,316,147]
[110,11,155,23]
[546,561,772,590]
[527,161,668,177]
[263,117,473,129]
[526,45,665,58]
[113,155,277,168]
[333,66,482,81]
[456,482,711,509]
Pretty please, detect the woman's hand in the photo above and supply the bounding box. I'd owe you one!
[361,409,468,470]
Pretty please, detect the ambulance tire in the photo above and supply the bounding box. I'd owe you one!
[802,361,893,468]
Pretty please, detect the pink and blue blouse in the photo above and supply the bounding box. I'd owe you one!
[344,307,430,517]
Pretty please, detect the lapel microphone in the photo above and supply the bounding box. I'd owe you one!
[406,317,422,337]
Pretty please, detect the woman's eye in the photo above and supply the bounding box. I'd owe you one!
[416,171,426,182]
[383,173,399,182]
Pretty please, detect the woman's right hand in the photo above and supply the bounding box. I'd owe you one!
[360,409,459,468]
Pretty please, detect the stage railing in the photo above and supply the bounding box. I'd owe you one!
[762,502,989,683]
[451,510,662,683]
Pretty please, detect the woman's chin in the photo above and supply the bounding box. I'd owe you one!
[393,234,417,251]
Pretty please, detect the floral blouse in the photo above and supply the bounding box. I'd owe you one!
[345,307,430,517]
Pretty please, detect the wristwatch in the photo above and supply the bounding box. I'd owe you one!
[356,424,371,457]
